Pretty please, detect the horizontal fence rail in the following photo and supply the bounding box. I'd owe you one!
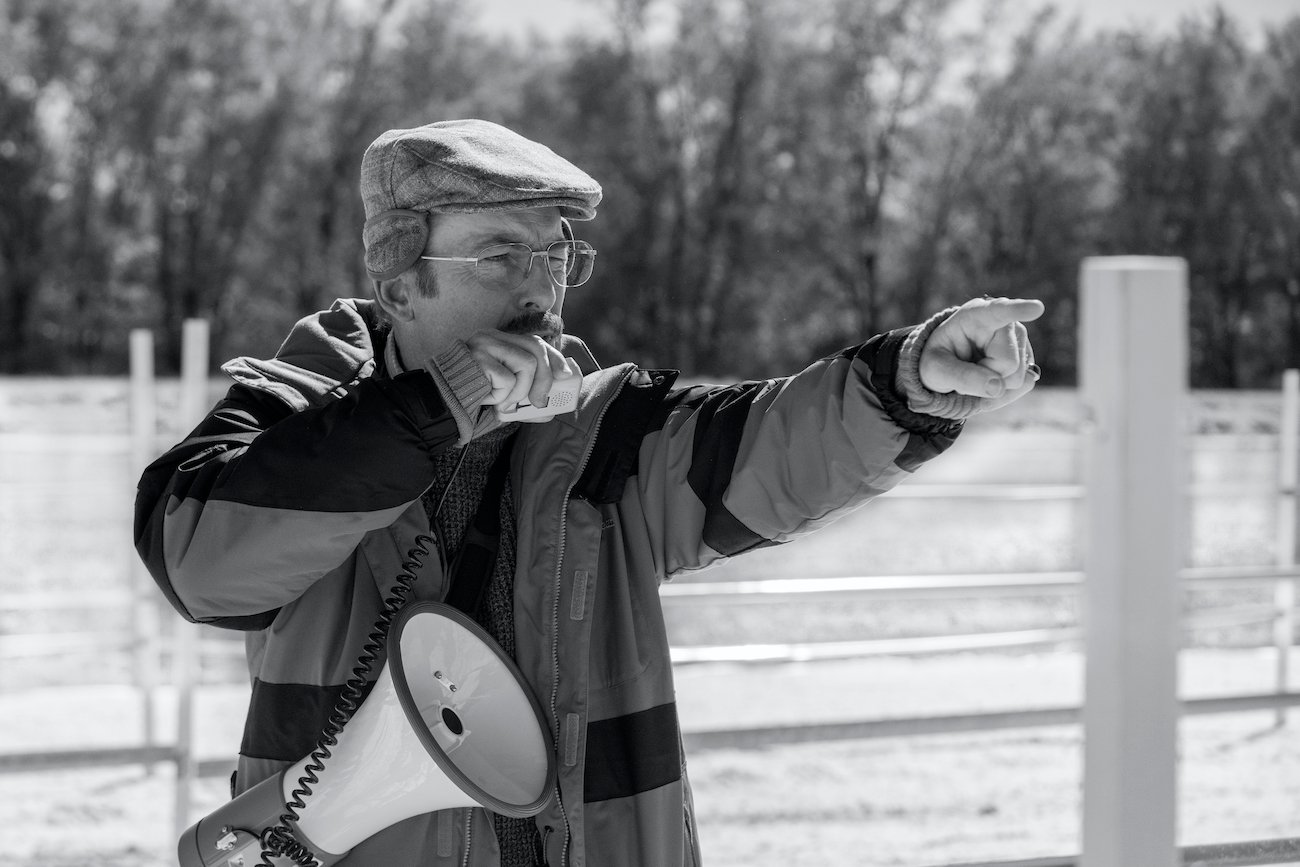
[0,744,233,779]
[927,836,1300,867]
[669,607,1296,666]
[8,573,1293,664]
[670,627,1082,664]
[0,632,146,659]
[662,567,1299,666]
[679,691,1300,751]
[3,566,1294,614]
[661,566,1300,605]
[880,482,1283,499]
[6,690,1298,777]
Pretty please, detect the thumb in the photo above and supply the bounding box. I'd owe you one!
[923,349,1009,398]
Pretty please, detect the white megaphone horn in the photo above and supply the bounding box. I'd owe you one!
[179,602,556,867]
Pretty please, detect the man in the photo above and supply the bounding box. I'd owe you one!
[136,118,1042,866]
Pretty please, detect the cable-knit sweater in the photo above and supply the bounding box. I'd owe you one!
[424,423,539,866]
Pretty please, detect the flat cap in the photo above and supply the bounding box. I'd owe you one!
[361,119,602,279]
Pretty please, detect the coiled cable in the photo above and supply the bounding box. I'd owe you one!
[257,532,436,866]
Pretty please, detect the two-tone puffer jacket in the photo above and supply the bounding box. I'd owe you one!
[134,298,962,866]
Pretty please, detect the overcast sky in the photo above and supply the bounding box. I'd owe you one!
[1000,0,1300,37]
[473,0,1300,43]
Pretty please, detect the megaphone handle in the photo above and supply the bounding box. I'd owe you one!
[256,532,438,867]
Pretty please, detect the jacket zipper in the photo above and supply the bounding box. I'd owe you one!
[460,809,473,867]
[548,369,632,867]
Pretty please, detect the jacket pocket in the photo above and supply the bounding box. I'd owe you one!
[590,511,660,688]
[591,580,653,687]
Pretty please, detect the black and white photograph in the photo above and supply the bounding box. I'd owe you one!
[1,0,1299,865]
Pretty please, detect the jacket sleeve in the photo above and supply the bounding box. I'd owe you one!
[133,371,458,627]
[626,326,963,580]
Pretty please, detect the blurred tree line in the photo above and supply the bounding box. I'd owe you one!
[1,0,1298,386]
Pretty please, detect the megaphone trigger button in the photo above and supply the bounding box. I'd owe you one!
[215,827,238,851]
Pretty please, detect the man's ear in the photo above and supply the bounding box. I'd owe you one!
[372,272,419,323]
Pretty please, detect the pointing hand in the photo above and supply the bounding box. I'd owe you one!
[919,296,1044,413]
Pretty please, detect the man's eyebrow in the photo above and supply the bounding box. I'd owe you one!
[461,229,565,249]
[463,232,518,247]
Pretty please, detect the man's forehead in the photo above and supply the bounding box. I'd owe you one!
[437,208,563,246]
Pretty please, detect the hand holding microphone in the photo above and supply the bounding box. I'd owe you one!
[465,330,582,423]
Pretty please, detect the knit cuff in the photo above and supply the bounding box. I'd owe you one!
[895,306,987,421]
[424,341,493,445]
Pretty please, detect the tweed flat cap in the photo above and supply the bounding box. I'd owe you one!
[361,119,602,279]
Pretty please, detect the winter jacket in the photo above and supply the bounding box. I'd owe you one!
[134,297,962,866]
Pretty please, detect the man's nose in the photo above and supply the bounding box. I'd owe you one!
[519,254,558,310]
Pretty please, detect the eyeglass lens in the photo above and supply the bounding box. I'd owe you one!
[477,241,595,289]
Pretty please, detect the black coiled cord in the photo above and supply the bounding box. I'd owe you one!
[257,532,436,867]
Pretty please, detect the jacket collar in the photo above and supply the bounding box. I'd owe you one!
[221,298,383,411]
[220,297,622,424]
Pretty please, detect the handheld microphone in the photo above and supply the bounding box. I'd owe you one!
[495,358,582,422]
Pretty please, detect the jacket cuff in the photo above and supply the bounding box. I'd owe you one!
[895,306,986,421]
[859,328,963,437]
[423,341,492,445]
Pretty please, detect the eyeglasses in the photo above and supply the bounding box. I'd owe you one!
[420,240,597,290]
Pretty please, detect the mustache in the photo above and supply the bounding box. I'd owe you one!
[502,311,564,343]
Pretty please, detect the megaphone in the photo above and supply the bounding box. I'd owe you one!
[180,602,556,866]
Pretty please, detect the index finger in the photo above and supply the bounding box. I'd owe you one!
[964,297,1045,328]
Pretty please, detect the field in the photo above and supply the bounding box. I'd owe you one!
[1,378,1298,866]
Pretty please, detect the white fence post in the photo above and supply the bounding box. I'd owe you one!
[1080,257,1187,867]
[173,318,210,839]
[128,329,159,765]
[1276,369,1299,726]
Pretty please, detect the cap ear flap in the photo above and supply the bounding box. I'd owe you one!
[363,209,432,281]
